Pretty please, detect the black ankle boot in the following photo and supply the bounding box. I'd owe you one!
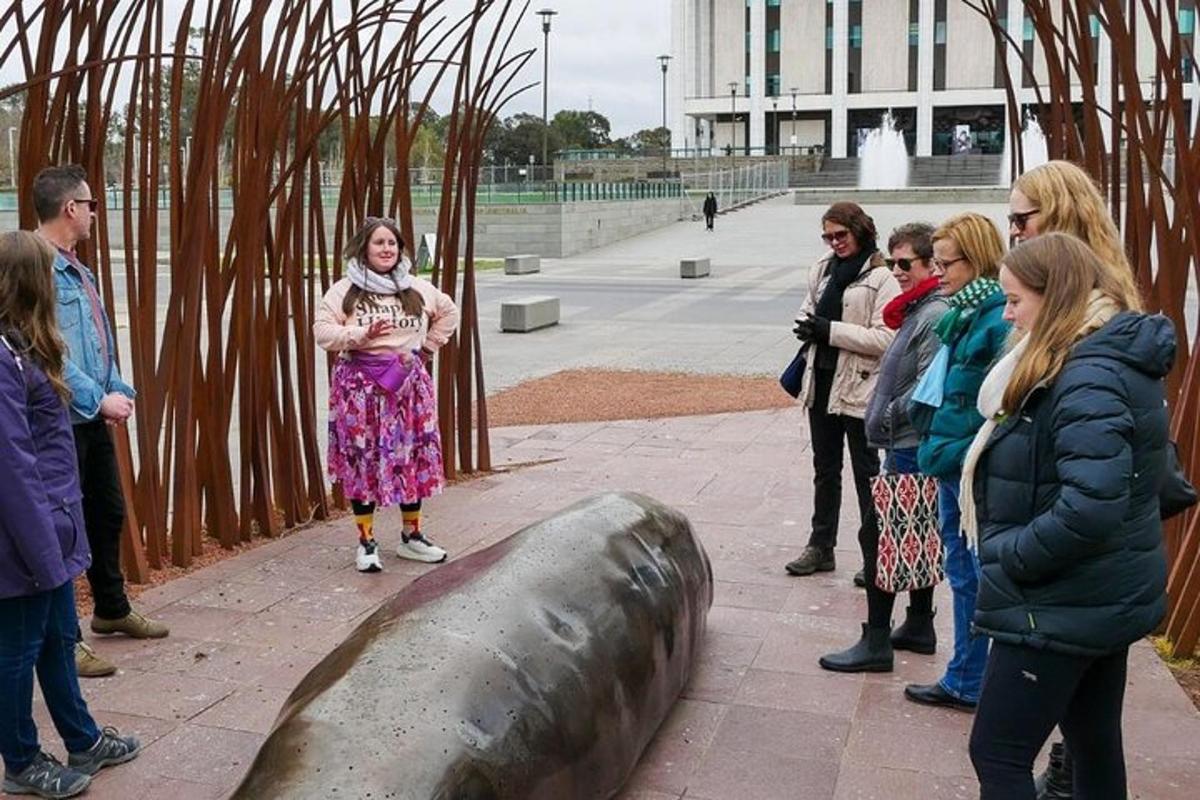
[890,606,937,655]
[819,623,893,673]
[1035,741,1073,799]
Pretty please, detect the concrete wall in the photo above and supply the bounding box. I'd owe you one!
[946,0,998,90]
[780,0,826,96]
[861,0,908,93]
[712,0,744,94]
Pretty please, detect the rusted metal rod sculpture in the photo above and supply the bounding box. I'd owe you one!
[0,1,533,570]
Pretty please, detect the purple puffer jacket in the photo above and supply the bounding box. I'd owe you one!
[0,333,90,599]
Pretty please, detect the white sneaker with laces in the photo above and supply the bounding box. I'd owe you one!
[397,533,447,563]
[356,541,383,573]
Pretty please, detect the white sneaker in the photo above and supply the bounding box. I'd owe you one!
[356,541,383,573]
[397,533,447,563]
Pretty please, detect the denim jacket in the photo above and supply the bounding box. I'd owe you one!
[52,251,136,424]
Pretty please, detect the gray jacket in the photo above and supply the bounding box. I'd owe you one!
[864,290,948,450]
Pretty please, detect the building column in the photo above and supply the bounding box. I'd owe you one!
[830,0,850,156]
[1004,0,1024,148]
[915,0,936,156]
[669,0,688,151]
[1096,22,1114,150]
[749,0,766,152]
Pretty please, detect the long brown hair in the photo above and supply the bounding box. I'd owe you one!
[341,217,424,319]
[1013,160,1142,310]
[0,231,70,400]
[1000,233,1130,413]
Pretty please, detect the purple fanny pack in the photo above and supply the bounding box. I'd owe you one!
[347,351,412,393]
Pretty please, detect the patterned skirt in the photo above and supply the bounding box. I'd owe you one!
[327,355,445,506]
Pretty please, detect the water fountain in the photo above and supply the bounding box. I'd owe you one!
[1000,115,1050,184]
[857,111,909,189]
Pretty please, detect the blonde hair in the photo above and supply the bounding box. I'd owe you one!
[0,231,71,401]
[1000,233,1130,412]
[932,212,1005,281]
[1012,160,1141,311]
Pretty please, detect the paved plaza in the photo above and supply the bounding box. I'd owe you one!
[11,197,1200,799]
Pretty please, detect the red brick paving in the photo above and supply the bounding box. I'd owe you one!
[9,407,1199,799]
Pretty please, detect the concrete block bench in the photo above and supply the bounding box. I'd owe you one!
[680,258,711,279]
[504,254,541,274]
[501,296,560,332]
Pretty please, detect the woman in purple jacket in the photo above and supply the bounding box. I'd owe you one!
[0,231,140,799]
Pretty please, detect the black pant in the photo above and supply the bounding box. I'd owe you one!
[704,213,714,230]
[970,641,1129,800]
[807,368,880,553]
[349,500,421,515]
[73,420,130,621]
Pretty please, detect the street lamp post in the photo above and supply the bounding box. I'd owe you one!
[771,96,778,155]
[658,54,672,175]
[728,81,738,167]
[790,87,798,156]
[538,8,558,175]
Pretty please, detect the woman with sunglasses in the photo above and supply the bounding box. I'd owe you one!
[315,217,460,573]
[819,222,948,672]
[1007,161,1144,800]
[786,202,900,582]
[904,212,1010,712]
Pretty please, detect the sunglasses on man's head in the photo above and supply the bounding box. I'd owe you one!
[884,257,921,271]
[1007,208,1040,231]
[821,230,850,244]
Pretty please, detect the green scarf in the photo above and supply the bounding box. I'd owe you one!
[934,277,1002,343]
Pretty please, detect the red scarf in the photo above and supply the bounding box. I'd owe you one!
[882,276,940,330]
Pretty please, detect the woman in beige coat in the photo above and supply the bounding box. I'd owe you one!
[786,202,900,581]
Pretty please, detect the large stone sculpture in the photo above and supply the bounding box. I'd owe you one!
[230,492,713,799]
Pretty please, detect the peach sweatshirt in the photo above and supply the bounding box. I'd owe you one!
[313,276,460,356]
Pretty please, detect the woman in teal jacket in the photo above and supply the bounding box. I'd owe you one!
[906,212,1010,711]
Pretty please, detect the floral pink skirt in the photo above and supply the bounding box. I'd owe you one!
[326,355,444,506]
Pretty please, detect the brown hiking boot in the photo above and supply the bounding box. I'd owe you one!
[75,642,117,678]
[90,610,169,639]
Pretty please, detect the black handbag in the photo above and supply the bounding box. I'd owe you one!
[779,347,808,398]
[1160,441,1198,520]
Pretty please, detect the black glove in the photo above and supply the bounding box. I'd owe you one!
[793,318,815,342]
[809,315,831,344]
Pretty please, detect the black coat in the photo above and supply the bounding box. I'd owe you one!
[971,312,1174,657]
[703,196,717,216]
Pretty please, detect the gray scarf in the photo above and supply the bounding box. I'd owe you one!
[346,255,414,295]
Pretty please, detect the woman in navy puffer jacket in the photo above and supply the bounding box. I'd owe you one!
[961,233,1171,799]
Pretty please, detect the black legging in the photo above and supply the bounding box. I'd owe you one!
[350,500,421,515]
[970,641,1129,799]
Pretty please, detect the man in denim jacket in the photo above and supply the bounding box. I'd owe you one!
[34,165,169,678]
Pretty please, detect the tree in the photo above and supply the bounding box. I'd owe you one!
[484,112,561,166]
[550,109,611,150]
[622,126,670,153]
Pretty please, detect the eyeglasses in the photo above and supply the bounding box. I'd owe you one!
[1007,208,1040,232]
[931,256,967,270]
[821,230,850,244]
[72,197,98,212]
[884,257,922,272]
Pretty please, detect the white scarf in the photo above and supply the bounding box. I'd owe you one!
[346,255,414,295]
[958,290,1121,549]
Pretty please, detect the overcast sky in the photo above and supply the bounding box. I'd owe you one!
[0,1,672,139]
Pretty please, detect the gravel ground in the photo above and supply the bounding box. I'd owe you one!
[485,369,794,426]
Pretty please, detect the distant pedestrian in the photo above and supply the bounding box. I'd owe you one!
[965,233,1171,798]
[703,192,717,231]
[0,230,142,800]
[34,164,169,681]
[314,217,460,573]
[785,202,900,582]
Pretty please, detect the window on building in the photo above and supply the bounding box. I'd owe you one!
[767,0,781,7]
[1023,17,1034,42]
[769,29,781,52]
[935,21,946,45]
[1182,9,1196,35]
[1089,14,1100,38]
[850,25,862,49]
[767,74,781,96]
[826,26,833,50]
[909,23,919,46]
[746,31,751,52]
[745,76,752,95]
